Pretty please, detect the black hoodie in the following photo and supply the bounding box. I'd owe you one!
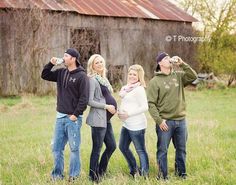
[41,62,89,117]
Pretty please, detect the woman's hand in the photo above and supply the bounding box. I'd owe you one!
[105,105,116,114]
[118,110,129,121]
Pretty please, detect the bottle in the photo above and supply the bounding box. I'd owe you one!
[170,56,178,64]
[55,58,64,65]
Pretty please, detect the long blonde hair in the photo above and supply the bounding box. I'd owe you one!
[128,64,146,87]
[87,54,107,78]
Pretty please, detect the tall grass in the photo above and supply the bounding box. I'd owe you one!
[0,89,236,185]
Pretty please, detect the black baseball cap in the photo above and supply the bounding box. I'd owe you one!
[65,48,80,64]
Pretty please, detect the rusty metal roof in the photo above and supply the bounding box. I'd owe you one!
[0,0,197,22]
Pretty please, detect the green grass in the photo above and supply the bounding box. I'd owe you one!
[0,96,21,106]
[0,89,236,185]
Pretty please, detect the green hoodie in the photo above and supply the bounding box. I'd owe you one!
[147,63,197,125]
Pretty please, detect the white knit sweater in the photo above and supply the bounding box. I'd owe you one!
[119,86,148,131]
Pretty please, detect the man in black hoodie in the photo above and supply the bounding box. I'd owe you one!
[41,48,89,182]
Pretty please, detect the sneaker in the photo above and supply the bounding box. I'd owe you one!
[143,175,149,180]
[89,176,101,184]
[156,175,168,181]
[130,171,137,179]
[68,176,79,183]
[180,173,187,179]
[50,175,64,182]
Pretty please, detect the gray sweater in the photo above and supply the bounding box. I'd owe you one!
[86,77,107,127]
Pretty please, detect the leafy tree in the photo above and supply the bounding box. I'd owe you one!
[173,0,236,86]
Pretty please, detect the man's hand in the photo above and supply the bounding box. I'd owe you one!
[159,120,168,131]
[172,56,184,66]
[69,115,77,122]
[50,57,57,65]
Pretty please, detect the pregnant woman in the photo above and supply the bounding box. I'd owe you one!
[118,64,149,179]
[86,54,117,182]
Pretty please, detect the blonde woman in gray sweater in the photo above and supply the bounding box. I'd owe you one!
[86,54,117,183]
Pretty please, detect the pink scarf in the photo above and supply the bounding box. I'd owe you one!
[119,82,141,98]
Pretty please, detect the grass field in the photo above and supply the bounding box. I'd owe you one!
[0,88,236,185]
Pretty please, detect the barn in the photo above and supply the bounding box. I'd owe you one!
[0,0,197,95]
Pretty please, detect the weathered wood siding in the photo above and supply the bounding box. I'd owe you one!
[0,10,197,96]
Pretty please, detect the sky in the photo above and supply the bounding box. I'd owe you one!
[168,0,234,32]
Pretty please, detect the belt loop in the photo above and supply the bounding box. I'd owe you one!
[176,120,179,126]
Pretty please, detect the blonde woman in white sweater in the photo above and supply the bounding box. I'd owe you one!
[118,64,149,178]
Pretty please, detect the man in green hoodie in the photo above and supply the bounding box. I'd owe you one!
[147,52,197,180]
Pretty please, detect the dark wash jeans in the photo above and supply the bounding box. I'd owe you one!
[89,122,116,181]
[119,127,149,176]
[156,119,187,178]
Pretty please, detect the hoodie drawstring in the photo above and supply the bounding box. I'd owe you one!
[63,70,70,88]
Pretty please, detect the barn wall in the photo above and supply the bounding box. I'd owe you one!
[64,14,197,85]
[0,10,69,96]
[0,10,197,96]
[68,15,196,65]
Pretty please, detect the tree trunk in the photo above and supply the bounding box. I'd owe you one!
[228,74,236,87]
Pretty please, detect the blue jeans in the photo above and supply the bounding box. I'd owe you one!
[51,116,82,179]
[89,122,116,181]
[119,127,149,176]
[156,119,187,178]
